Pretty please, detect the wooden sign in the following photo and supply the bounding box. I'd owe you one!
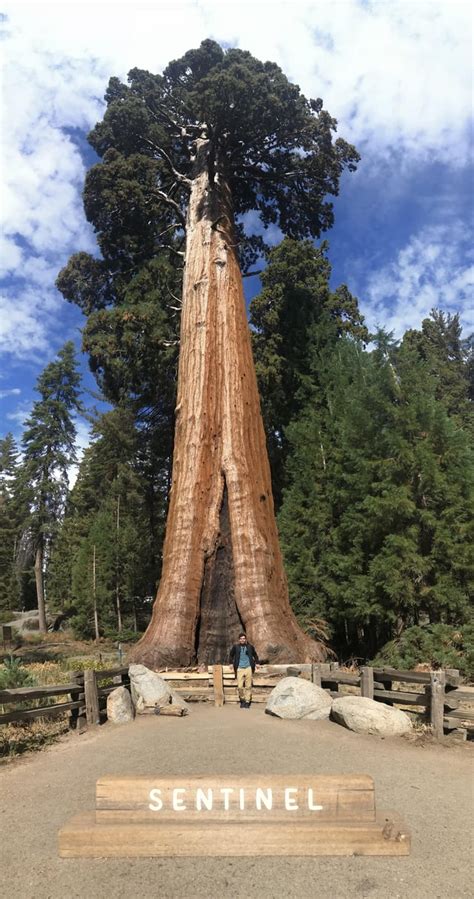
[59,774,410,857]
[95,774,376,822]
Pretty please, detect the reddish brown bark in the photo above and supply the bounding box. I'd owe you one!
[130,141,322,668]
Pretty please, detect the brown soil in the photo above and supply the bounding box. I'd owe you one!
[0,704,472,899]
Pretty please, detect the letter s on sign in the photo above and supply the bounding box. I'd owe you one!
[149,788,163,811]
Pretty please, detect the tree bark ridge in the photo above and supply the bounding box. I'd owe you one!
[130,141,322,668]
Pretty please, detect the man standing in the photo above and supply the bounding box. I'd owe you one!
[229,632,259,708]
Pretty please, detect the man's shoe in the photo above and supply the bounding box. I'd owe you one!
[240,700,245,708]
[245,702,251,708]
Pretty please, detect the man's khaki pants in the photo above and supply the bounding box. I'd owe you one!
[237,666,252,703]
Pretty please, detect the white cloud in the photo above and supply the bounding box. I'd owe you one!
[0,0,472,359]
[362,222,474,338]
[0,388,21,399]
[6,399,32,427]
[0,287,60,359]
[68,417,92,487]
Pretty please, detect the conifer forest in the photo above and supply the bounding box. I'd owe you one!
[1,42,472,673]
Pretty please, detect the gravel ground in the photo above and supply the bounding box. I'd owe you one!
[0,704,472,899]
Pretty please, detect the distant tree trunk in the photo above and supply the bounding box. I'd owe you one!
[92,543,99,643]
[34,540,47,633]
[115,496,122,632]
[131,140,321,668]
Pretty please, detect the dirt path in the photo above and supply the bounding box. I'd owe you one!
[0,705,472,899]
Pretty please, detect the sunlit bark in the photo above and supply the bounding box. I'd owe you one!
[131,141,321,667]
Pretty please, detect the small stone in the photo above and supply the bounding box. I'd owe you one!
[169,690,190,711]
[107,686,134,724]
[331,696,413,736]
[265,677,332,719]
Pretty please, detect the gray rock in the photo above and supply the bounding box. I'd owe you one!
[331,696,412,736]
[107,686,134,724]
[169,690,190,711]
[128,664,172,713]
[265,676,332,720]
[4,610,54,633]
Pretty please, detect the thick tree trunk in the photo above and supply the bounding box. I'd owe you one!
[131,140,322,668]
[34,541,47,633]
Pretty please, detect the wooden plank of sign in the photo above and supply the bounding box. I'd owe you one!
[59,811,409,857]
[95,774,375,823]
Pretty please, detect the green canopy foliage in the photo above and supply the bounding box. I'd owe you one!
[250,238,369,504]
[56,39,359,421]
[278,328,473,658]
[0,434,21,611]
[17,342,82,612]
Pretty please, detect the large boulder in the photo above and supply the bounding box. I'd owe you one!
[128,664,189,714]
[129,664,172,713]
[331,696,412,736]
[107,686,134,724]
[265,677,332,720]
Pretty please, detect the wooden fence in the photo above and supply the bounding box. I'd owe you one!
[1,663,472,740]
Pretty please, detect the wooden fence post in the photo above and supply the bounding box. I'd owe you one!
[360,666,374,699]
[69,672,87,732]
[311,664,321,687]
[430,671,446,740]
[213,664,224,707]
[84,669,100,726]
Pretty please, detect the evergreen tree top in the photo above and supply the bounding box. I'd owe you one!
[22,342,82,475]
[86,40,359,254]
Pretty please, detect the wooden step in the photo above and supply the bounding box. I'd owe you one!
[59,811,409,857]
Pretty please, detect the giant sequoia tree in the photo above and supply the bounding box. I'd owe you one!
[58,41,359,666]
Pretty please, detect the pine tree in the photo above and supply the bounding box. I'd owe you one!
[0,434,21,611]
[57,40,359,666]
[250,237,368,505]
[48,406,163,635]
[19,342,82,631]
[403,309,473,434]
[279,334,473,659]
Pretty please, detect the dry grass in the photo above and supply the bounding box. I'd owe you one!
[0,716,69,760]
[0,653,120,758]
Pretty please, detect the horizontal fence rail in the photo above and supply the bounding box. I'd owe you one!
[1,662,472,740]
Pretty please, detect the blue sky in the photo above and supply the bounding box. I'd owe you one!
[1,0,472,456]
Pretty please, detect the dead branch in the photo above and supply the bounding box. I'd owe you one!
[152,189,186,228]
[142,137,191,187]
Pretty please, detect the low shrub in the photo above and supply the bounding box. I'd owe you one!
[0,657,37,689]
[103,628,141,644]
[373,623,474,680]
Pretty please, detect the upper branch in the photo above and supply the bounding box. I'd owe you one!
[152,188,187,228]
[141,137,191,187]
